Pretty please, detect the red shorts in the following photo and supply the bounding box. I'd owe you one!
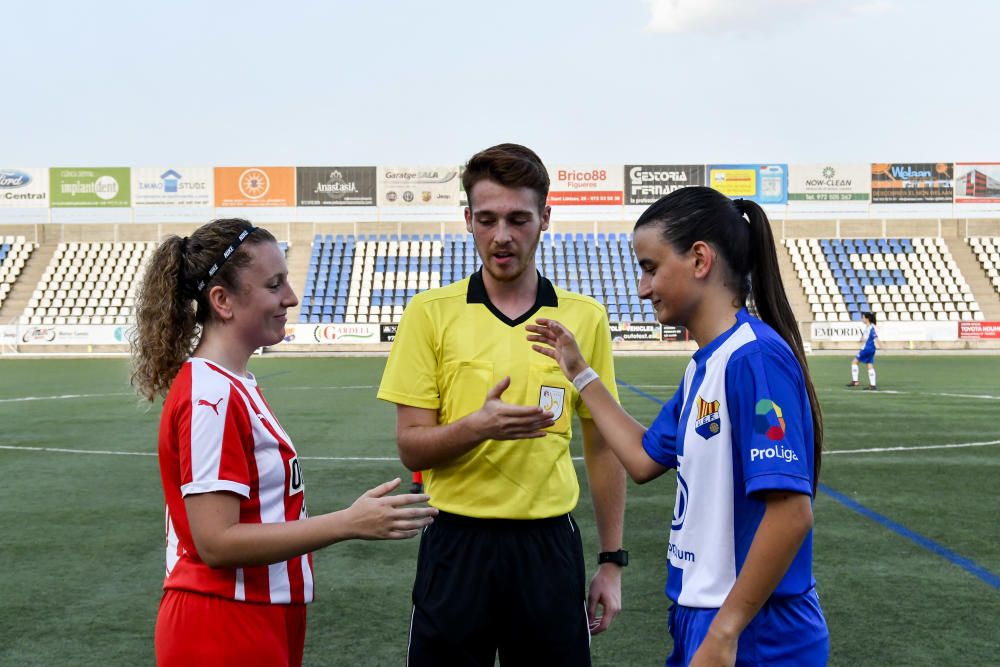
[155,589,307,666]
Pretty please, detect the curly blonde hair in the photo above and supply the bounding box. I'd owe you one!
[130,218,276,401]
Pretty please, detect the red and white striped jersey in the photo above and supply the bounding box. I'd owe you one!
[158,357,314,604]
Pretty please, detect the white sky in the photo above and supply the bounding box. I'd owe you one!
[2,0,995,166]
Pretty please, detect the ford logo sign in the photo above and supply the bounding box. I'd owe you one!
[0,170,31,189]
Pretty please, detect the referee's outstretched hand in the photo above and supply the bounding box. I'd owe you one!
[346,477,438,540]
[471,376,555,441]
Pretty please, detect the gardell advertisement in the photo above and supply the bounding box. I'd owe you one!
[625,165,704,206]
[214,167,296,207]
[871,163,953,204]
[292,323,381,344]
[378,166,460,206]
[547,166,623,206]
[50,168,131,207]
[0,168,49,208]
[707,164,787,205]
[787,164,870,203]
[132,167,213,206]
[297,167,377,206]
[954,163,1000,204]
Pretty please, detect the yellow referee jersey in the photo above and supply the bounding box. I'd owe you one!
[377,270,619,519]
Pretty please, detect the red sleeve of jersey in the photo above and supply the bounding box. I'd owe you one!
[179,380,253,498]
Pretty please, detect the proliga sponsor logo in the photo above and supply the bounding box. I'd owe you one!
[750,444,799,463]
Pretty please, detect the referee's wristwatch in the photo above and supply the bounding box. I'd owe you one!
[598,549,629,567]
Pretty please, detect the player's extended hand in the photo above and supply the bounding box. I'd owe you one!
[470,376,555,441]
[346,477,438,540]
[526,318,588,380]
[587,563,622,635]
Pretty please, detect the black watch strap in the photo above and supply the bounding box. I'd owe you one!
[598,549,629,567]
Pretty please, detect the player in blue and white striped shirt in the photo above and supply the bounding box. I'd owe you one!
[529,186,828,666]
[847,311,879,391]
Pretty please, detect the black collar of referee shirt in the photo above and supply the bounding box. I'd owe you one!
[467,269,558,327]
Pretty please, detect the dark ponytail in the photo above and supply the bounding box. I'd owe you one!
[636,187,823,487]
[130,218,275,401]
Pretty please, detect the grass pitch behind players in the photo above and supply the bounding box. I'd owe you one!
[378,143,627,665]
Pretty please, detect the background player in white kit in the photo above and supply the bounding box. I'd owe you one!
[130,218,437,666]
[529,187,829,666]
[847,311,880,391]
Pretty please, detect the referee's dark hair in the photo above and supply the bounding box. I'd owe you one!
[636,186,824,490]
[462,143,550,213]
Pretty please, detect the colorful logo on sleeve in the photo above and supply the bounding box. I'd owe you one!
[754,399,786,441]
[694,396,721,439]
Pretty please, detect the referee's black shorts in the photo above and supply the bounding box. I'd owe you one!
[406,510,591,666]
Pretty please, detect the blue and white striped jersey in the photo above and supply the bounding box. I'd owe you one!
[642,309,817,608]
[861,324,878,355]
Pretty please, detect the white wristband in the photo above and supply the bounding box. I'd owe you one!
[572,367,600,393]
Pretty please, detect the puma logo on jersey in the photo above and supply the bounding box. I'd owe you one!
[197,398,224,414]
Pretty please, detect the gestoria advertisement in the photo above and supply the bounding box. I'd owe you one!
[954,163,1000,204]
[624,165,704,205]
[707,164,787,204]
[378,166,460,206]
[788,164,870,202]
[50,168,131,207]
[0,168,49,208]
[547,165,623,205]
[297,167,377,206]
[871,163,953,203]
[214,167,296,207]
[132,167,213,206]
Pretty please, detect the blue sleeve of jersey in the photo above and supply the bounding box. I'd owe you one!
[641,383,683,469]
[726,348,813,497]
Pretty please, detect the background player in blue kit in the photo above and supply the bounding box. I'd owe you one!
[847,311,880,391]
[528,186,829,667]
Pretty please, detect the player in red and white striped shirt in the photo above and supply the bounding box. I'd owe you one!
[132,219,437,667]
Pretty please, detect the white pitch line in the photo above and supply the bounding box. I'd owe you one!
[841,389,1000,401]
[825,440,1000,455]
[279,385,377,391]
[0,392,133,404]
[0,445,155,456]
[0,445,586,462]
[4,441,999,460]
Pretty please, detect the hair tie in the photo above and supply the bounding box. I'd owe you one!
[180,236,190,252]
[195,226,257,292]
[733,198,751,220]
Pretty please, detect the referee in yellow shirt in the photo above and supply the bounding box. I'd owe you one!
[378,143,627,666]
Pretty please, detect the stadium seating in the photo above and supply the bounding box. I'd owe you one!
[21,242,154,326]
[19,240,290,327]
[785,237,983,322]
[298,232,653,324]
[967,237,1000,295]
[0,236,37,312]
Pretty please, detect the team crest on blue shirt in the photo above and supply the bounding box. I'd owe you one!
[539,385,565,421]
[694,396,721,439]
